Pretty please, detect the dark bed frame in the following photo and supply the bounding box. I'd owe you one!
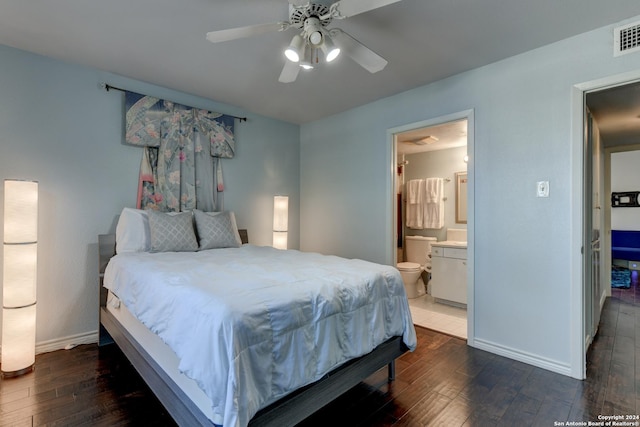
[98,233,409,426]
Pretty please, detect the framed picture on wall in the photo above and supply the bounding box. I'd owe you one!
[612,191,640,207]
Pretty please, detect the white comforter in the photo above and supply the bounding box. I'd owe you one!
[103,244,416,427]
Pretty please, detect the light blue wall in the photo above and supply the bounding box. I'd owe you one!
[0,44,299,348]
[300,15,640,375]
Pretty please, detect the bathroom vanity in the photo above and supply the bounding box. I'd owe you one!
[430,241,467,306]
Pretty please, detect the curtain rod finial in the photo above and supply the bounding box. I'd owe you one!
[98,82,107,90]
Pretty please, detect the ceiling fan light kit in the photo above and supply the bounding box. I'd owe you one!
[321,36,341,62]
[285,34,304,62]
[205,0,403,82]
[284,16,341,69]
[305,18,325,46]
[300,44,315,69]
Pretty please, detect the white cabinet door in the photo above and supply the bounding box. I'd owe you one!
[431,256,467,305]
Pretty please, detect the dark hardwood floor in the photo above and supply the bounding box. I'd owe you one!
[2,269,639,426]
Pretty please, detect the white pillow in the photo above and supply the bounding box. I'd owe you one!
[194,210,242,250]
[115,208,151,254]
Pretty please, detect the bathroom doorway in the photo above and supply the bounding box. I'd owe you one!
[389,111,474,341]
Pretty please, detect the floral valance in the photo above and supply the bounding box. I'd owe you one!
[125,92,235,158]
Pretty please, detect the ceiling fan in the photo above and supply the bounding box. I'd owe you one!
[205,0,403,83]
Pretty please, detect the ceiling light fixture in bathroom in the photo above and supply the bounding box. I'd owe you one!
[412,135,439,145]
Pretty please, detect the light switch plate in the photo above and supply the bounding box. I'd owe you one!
[537,181,549,197]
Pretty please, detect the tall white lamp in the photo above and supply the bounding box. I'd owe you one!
[273,195,288,250]
[2,180,38,377]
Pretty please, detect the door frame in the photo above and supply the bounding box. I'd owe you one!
[571,70,640,379]
[387,109,475,343]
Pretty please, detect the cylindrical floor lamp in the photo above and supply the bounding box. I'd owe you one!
[2,179,38,377]
[273,195,288,250]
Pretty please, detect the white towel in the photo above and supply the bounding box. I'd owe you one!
[423,178,444,229]
[408,179,421,204]
[425,177,439,203]
[406,179,425,228]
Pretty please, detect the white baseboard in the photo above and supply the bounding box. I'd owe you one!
[35,330,99,354]
[472,337,573,377]
[0,330,98,360]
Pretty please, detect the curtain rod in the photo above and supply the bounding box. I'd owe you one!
[101,83,247,122]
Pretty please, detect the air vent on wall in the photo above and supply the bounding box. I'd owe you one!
[614,21,640,57]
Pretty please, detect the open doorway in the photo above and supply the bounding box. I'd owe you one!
[389,110,474,341]
[583,79,640,358]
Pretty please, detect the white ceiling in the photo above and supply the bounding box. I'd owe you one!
[587,80,640,147]
[2,0,640,124]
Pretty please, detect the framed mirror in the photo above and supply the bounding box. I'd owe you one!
[455,171,468,224]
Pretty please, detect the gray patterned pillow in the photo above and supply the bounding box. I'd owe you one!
[147,211,198,252]
[194,210,242,250]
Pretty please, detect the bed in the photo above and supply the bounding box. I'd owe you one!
[98,208,417,427]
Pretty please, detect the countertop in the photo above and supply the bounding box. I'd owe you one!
[431,241,467,249]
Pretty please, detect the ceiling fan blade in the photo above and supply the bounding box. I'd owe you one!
[330,0,402,18]
[330,29,388,73]
[278,60,300,83]
[206,22,289,43]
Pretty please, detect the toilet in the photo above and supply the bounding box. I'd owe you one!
[398,235,437,299]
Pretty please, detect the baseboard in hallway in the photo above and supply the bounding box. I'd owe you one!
[408,294,467,339]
